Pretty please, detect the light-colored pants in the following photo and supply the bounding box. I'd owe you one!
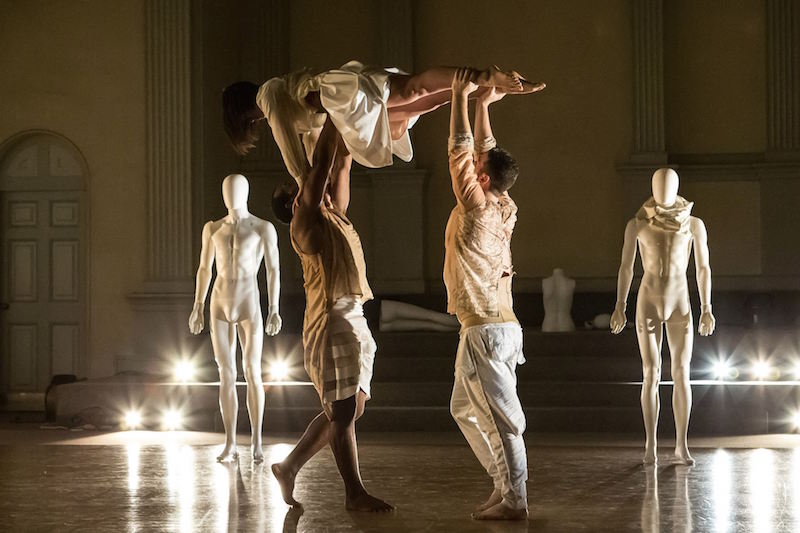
[450,323,528,510]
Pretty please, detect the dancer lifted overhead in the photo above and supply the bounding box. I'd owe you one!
[223,61,545,183]
[445,69,528,521]
[269,115,392,512]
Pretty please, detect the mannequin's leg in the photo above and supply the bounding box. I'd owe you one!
[211,318,239,461]
[239,318,265,463]
[666,314,694,465]
[636,306,663,465]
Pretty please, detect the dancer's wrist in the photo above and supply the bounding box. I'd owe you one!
[192,301,204,311]
[614,301,626,311]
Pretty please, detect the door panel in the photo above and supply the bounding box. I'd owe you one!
[2,191,85,392]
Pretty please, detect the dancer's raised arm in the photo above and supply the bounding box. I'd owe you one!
[292,116,340,254]
[328,136,353,214]
[474,87,506,150]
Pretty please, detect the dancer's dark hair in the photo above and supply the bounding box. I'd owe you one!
[485,147,519,193]
[222,81,260,155]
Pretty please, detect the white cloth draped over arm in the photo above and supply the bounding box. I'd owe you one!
[257,78,311,183]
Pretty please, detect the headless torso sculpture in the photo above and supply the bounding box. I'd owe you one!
[189,174,282,463]
[542,268,576,332]
[610,168,715,465]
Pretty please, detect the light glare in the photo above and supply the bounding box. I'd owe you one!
[792,412,800,430]
[270,360,290,381]
[712,360,732,380]
[752,360,771,380]
[162,409,182,431]
[174,360,195,382]
[124,410,142,430]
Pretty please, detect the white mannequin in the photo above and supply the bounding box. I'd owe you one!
[189,174,282,463]
[610,168,715,465]
[541,268,576,332]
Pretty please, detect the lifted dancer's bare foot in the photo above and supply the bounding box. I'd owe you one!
[473,65,522,91]
[472,501,528,521]
[674,447,695,465]
[271,463,302,507]
[216,443,239,463]
[345,491,395,512]
[508,71,546,94]
[475,488,502,512]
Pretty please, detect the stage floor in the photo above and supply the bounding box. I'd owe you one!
[1,428,800,532]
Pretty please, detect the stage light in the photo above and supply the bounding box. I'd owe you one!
[712,360,733,380]
[162,409,182,431]
[124,410,142,430]
[174,360,195,383]
[752,360,772,380]
[791,412,800,431]
[269,359,290,381]
[793,363,800,380]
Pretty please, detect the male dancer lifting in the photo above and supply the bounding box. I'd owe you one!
[446,69,529,520]
[270,115,393,512]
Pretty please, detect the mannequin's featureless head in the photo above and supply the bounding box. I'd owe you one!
[222,174,249,210]
[651,168,679,207]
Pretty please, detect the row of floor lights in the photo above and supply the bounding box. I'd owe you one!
[711,358,800,381]
[122,358,294,431]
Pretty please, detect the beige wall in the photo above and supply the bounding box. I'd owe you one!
[0,0,147,378]
[665,0,766,154]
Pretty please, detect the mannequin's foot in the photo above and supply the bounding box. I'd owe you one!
[216,443,239,462]
[345,491,395,512]
[474,66,522,91]
[674,447,695,465]
[472,502,528,521]
[271,463,302,507]
[642,443,657,465]
[475,488,503,512]
[252,443,264,464]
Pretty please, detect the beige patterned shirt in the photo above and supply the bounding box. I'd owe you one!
[444,134,518,325]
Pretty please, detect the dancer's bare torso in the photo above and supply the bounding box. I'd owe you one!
[634,218,699,323]
[209,216,269,323]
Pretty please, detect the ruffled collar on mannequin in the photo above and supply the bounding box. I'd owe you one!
[636,195,693,232]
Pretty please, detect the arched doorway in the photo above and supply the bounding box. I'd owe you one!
[0,131,88,402]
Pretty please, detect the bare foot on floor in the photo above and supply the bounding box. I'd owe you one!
[472,501,528,521]
[674,447,695,465]
[346,492,395,512]
[475,488,502,512]
[271,463,302,507]
[216,444,239,463]
[474,65,522,91]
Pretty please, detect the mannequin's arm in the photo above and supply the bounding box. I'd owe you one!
[262,221,282,336]
[692,218,715,336]
[189,222,215,334]
[610,219,637,334]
